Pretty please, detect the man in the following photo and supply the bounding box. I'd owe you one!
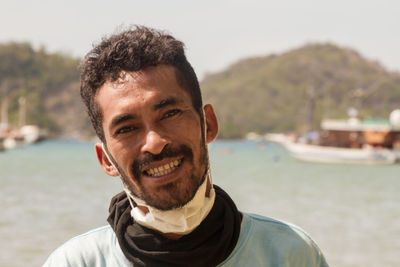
[44,26,328,266]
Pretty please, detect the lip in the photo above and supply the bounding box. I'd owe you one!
[141,157,184,185]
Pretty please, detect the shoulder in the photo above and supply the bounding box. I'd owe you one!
[219,213,328,267]
[245,213,318,248]
[43,225,130,267]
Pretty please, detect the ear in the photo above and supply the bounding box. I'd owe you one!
[95,143,119,177]
[203,104,218,143]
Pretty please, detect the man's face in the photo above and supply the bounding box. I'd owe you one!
[95,65,217,210]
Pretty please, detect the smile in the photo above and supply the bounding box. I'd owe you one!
[144,159,182,177]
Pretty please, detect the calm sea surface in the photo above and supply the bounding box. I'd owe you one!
[1,140,399,267]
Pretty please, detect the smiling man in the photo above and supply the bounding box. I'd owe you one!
[97,66,212,212]
[44,26,328,267]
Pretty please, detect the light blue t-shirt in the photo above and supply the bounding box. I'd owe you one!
[43,213,328,266]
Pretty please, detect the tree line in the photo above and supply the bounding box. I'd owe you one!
[1,42,399,139]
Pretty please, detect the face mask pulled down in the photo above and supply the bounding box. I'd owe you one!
[125,172,215,235]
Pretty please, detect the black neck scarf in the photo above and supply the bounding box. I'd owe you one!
[107,185,242,267]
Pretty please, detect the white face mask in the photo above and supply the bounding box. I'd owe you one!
[101,109,215,235]
[125,173,215,235]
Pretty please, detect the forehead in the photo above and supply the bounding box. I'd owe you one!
[96,65,191,117]
[109,65,182,95]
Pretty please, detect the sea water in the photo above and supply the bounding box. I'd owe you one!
[0,140,399,267]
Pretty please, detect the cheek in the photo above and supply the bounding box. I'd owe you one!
[174,114,203,140]
[110,144,137,174]
[176,127,202,154]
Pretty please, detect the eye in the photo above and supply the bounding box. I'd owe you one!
[116,125,137,135]
[162,109,181,119]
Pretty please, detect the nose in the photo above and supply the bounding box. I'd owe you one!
[141,130,170,155]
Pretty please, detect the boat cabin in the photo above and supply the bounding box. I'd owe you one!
[319,118,400,149]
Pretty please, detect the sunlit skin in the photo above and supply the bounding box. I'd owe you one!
[94,65,218,211]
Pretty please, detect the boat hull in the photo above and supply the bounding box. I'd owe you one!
[284,142,397,165]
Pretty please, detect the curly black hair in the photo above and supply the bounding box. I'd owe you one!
[80,26,202,143]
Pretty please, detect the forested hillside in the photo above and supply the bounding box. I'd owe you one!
[1,42,400,139]
[201,43,400,138]
[0,42,93,138]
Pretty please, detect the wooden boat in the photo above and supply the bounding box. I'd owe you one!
[266,110,400,164]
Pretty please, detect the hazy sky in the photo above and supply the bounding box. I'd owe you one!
[1,0,399,79]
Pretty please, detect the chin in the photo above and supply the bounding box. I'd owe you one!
[143,176,200,210]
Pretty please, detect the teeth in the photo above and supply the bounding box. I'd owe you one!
[145,159,181,177]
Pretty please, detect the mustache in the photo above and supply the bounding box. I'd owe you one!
[131,144,193,179]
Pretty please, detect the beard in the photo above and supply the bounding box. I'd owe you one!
[115,140,209,211]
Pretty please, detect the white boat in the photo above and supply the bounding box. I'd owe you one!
[0,97,47,150]
[284,141,397,165]
[264,133,291,144]
[2,125,46,150]
[265,109,400,164]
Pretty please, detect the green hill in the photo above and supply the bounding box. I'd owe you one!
[1,42,400,139]
[201,43,400,138]
[0,42,93,138]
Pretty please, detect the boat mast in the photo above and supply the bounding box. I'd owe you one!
[18,96,26,128]
[0,96,8,130]
[306,86,316,132]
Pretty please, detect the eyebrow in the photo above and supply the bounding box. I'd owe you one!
[110,97,182,129]
[110,113,137,129]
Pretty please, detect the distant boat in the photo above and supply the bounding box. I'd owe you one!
[245,132,263,141]
[2,125,47,150]
[265,109,400,164]
[283,142,396,165]
[0,96,47,150]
